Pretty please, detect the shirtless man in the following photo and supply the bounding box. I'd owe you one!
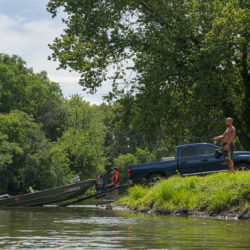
[212,117,236,173]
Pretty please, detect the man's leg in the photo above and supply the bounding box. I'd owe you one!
[114,190,118,201]
[229,143,236,173]
[228,160,236,174]
[96,191,100,206]
[225,160,236,174]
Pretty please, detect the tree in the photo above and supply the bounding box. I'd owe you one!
[195,1,250,148]
[113,147,156,183]
[0,132,21,193]
[47,0,250,149]
[0,54,108,194]
[114,153,136,184]
[0,54,65,140]
[55,96,106,179]
[0,110,72,194]
[135,147,156,164]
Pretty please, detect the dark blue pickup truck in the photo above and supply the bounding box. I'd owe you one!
[128,143,250,185]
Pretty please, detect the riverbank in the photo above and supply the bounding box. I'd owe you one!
[115,172,250,220]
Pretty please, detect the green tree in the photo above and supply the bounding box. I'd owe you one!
[195,1,250,148]
[47,0,250,149]
[55,96,106,179]
[135,147,156,164]
[113,147,156,183]
[113,153,136,184]
[0,132,21,193]
[0,54,65,140]
[0,110,72,194]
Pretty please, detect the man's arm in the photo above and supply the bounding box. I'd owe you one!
[212,132,225,141]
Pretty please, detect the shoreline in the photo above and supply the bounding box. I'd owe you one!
[111,204,250,221]
[109,172,250,221]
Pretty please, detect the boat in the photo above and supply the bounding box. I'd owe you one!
[0,179,94,207]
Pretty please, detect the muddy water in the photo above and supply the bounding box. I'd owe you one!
[0,205,249,249]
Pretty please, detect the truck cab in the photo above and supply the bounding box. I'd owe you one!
[177,143,226,176]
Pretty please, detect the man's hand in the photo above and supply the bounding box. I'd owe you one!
[224,144,229,151]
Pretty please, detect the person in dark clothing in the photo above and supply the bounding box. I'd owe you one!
[93,174,103,206]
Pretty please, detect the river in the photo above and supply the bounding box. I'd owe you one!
[0,205,249,249]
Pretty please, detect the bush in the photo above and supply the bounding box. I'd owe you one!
[113,148,156,184]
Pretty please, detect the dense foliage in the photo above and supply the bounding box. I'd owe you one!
[0,110,63,194]
[113,147,156,183]
[47,0,250,149]
[0,54,105,194]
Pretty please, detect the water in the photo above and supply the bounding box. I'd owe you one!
[0,205,249,249]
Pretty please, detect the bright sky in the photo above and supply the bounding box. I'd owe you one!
[0,0,111,104]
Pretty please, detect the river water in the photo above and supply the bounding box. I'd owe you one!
[0,205,249,249]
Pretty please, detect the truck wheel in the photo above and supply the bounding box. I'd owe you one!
[235,163,250,171]
[147,174,163,186]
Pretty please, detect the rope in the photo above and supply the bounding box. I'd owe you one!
[59,184,128,207]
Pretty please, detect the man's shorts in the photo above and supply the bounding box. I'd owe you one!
[96,189,102,195]
[223,143,234,161]
[113,185,120,191]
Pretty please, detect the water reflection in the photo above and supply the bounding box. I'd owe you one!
[0,205,249,249]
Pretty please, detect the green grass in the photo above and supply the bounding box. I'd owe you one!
[116,172,250,214]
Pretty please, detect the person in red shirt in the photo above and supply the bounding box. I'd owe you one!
[111,168,120,201]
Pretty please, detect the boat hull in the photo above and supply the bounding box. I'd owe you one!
[0,179,94,207]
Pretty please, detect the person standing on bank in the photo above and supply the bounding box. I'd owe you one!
[212,117,236,174]
[111,168,120,201]
[94,174,103,206]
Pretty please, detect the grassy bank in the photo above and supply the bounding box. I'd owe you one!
[116,172,250,217]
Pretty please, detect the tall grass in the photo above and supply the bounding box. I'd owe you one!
[116,172,250,213]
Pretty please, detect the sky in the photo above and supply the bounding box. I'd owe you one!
[0,0,111,104]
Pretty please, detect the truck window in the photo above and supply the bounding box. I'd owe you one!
[198,144,216,156]
[181,146,197,159]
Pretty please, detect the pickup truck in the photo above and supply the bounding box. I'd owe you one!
[128,143,250,185]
